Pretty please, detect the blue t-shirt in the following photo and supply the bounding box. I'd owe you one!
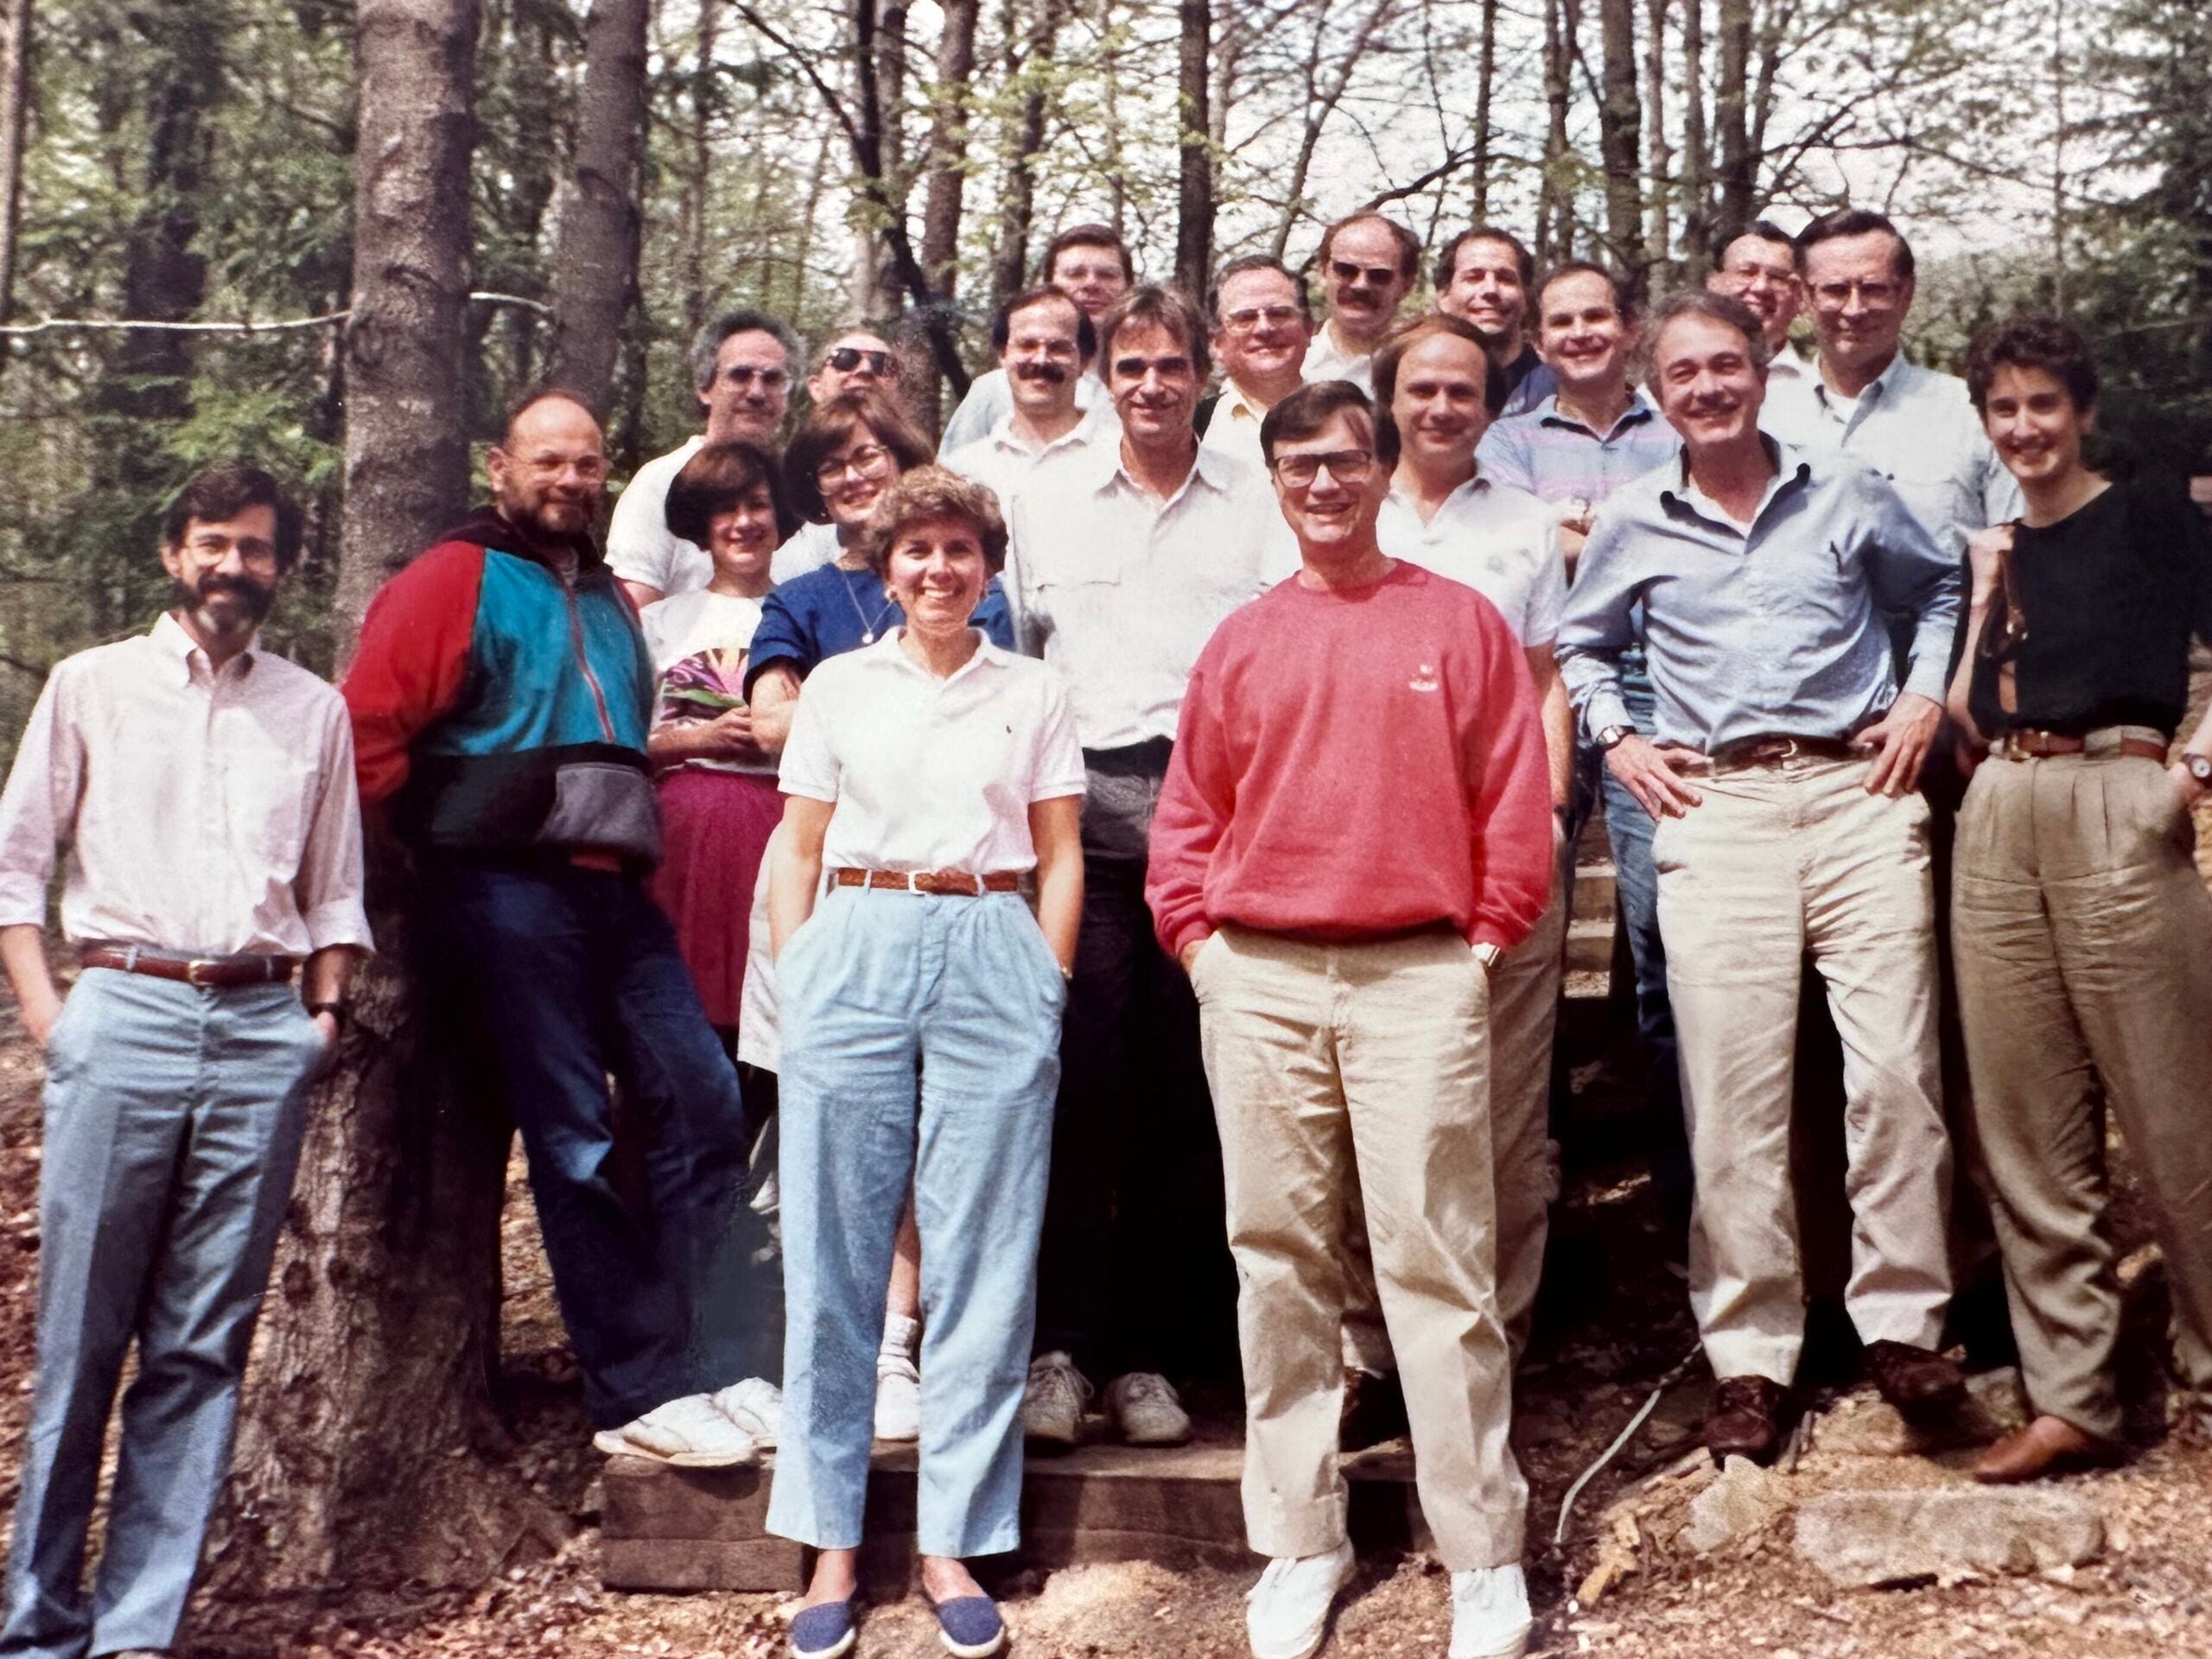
[743,560,1017,692]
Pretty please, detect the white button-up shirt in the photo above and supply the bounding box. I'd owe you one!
[779,631,1085,874]
[1300,325,1377,395]
[1007,442,1297,750]
[939,365,1111,456]
[0,614,372,958]
[943,404,1110,516]
[1376,475,1566,648]
[607,435,709,595]
[1761,353,2022,551]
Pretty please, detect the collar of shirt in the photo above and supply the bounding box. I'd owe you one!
[1659,436,1815,539]
[1082,436,1238,512]
[150,611,260,686]
[868,626,1012,689]
[1302,327,1375,384]
[1217,378,1273,424]
[1385,471,1492,527]
[1533,390,1661,444]
[984,399,1103,459]
[1812,350,1913,423]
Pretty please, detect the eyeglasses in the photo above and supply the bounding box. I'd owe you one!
[183,533,281,569]
[815,442,894,486]
[1810,278,1904,308]
[823,346,897,378]
[1271,448,1376,487]
[1222,304,1305,334]
[517,452,608,481]
[1720,263,1796,290]
[721,365,791,391]
[1330,259,1400,289]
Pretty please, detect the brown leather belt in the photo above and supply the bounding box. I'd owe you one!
[79,944,298,988]
[1996,728,2167,763]
[834,868,1021,896]
[1707,734,1861,769]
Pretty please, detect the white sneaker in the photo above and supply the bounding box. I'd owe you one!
[592,1393,760,1467]
[1020,1351,1094,1446]
[1104,1371,1192,1446]
[874,1352,921,1443]
[1246,1540,1355,1659]
[1448,1563,1532,1659]
[709,1376,783,1448]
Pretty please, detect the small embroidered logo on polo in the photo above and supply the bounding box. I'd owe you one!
[1409,663,1441,692]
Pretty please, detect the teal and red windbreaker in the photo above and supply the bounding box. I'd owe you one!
[343,510,664,865]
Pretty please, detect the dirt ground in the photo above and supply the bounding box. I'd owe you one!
[2,984,2209,1659]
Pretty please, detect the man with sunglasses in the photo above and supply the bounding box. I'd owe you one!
[806,330,899,404]
[1148,380,1549,1659]
[609,308,803,607]
[1300,212,1420,395]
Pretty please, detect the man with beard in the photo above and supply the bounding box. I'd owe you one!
[939,223,1133,454]
[345,389,781,1470]
[1198,255,1314,469]
[1433,227,1557,417]
[943,285,1106,504]
[1300,212,1419,394]
[0,464,370,1659]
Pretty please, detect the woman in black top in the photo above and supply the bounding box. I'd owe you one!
[1945,315,2212,1483]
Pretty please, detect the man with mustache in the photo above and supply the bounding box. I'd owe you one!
[1006,285,1292,1452]
[1433,227,1556,418]
[1199,254,1314,469]
[1300,212,1419,395]
[0,465,370,1659]
[1556,292,1965,1467]
[944,285,1106,505]
[345,389,780,1471]
[939,223,1133,455]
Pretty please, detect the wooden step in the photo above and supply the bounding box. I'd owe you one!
[1571,861,1617,919]
[1564,917,1615,976]
[601,1428,1430,1593]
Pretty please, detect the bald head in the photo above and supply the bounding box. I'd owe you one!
[490,391,607,541]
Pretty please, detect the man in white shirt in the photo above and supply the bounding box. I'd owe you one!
[1300,213,1419,393]
[608,308,801,606]
[0,465,370,1659]
[1761,209,2021,551]
[1199,255,1313,469]
[1706,220,1808,385]
[1008,284,1288,1453]
[805,329,899,404]
[938,224,1133,454]
[943,285,1105,507]
[1432,226,1556,417]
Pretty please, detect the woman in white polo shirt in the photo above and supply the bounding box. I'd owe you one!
[766,467,1084,1659]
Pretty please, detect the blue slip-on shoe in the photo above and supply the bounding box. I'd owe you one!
[931,1594,1007,1657]
[790,1598,858,1659]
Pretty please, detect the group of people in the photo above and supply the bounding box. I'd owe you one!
[1,197,2209,1659]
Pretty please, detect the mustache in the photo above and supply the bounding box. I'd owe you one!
[172,573,274,624]
[1014,362,1069,385]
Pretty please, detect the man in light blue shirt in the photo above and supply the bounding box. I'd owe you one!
[1557,290,1965,1471]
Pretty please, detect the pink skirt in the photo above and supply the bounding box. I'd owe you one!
[650,766,783,1028]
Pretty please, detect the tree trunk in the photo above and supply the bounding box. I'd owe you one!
[989,0,1065,311]
[1643,0,1671,276]
[1681,0,1709,267]
[849,0,910,322]
[209,0,559,1616]
[0,0,29,325]
[1597,0,1645,302]
[1471,0,1498,222]
[1713,0,1752,243]
[549,0,650,410]
[914,0,981,429]
[1537,0,1577,264]
[1174,0,1212,298]
[682,0,720,338]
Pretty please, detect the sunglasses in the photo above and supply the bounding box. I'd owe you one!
[1331,259,1401,289]
[823,346,898,378]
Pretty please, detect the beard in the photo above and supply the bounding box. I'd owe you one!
[171,571,275,632]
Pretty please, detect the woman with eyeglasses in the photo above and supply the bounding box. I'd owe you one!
[1944,315,2212,1484]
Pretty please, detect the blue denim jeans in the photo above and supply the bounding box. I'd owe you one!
[1600,771,1688,1207]
[415,859,778,1428]
[2,970,321,1659]
[768,886,1062,1558]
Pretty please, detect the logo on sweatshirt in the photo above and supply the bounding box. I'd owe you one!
[1409,663,1441,693]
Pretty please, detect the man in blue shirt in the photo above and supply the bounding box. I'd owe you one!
[1557,291,1965,1468]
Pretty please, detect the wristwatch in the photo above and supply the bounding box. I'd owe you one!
[1594,724,1634,753]
[2184,753,2212,786]
[1471,943,1504,972]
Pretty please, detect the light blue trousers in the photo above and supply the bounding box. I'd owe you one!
[767,887,1062,1558]
[1,969,323,1659]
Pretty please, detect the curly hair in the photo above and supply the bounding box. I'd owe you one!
[857,466,1010,579]
[1964,315,2100,414]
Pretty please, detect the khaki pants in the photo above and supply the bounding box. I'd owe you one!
[1655,754,1951,1384]
[1192,925,1526,1569]
[1954,745,2212,1440]
[1340,838,1570,1371]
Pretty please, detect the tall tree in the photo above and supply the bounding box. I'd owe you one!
[1643,0,1671,275]
[1680,0,1709,264]
[989,0,1066,310]
[1537,0,1579,262]
[1596,0,1646,300]
[913,0,979,427]
[0,0,28,325]
[1471,0,1499,221]
[1174,0,1212,296]
[1713,0,1753,241]
[549,0,650,410]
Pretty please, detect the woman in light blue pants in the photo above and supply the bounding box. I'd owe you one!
[765,467,1084,1659]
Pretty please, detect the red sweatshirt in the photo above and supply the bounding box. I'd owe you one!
[1146,561,1553,960]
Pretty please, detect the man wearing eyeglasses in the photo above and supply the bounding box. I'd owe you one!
[1300,213,1420,395]
[943,286,1107,505]
[1761,209,2019,552]
[609,308,802,607]
[1705,220,1807,385]
[1433,227,1558,418]
[1148,379,1549,1659]
[1198,255,1314,470]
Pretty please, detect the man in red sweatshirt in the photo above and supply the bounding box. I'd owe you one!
[1147,380,1551,1659]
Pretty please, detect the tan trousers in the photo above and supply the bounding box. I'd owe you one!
[1192,925,1527,1568]
[1340,838,1570,1371]
[1655,754,1951,1383]
[1954,745,2212,1440]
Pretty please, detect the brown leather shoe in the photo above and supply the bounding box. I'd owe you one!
[1705,1375,1794,1465]
[1864,1340,1967,1421]
[1974,1414,2123,1484]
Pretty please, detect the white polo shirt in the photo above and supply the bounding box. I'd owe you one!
[779,631,1085,874]
[943,404,1110,515]
[1006,442,1299,750]
[1376,474,1565,647]
[607,436,709,594]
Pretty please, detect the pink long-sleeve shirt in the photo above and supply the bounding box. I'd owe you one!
[1147,561,1553,961]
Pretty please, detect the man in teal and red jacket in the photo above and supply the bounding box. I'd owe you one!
[345,388,781,1467]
